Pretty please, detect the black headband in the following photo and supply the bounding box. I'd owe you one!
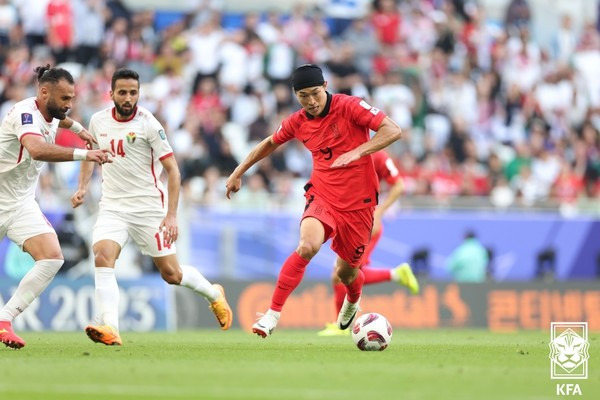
[292,64,325,91]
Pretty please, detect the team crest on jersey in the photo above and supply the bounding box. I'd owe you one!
[126,132,136,144]
[330,122,341,138]
[21,113,33,125]
[158,129,166,140]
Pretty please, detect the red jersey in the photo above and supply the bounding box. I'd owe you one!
[371,11,402,45]
[47,0,73,47]
[372,151,402,186]
[273,93,386,211]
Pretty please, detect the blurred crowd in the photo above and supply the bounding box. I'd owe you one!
[1,0,599,215]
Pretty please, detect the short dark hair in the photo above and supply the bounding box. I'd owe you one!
[34,64,74,85]
[111,68,140,90]
[292,64,325,92]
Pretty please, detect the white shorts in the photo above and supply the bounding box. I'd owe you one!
[93,209,177,258]
[0,200,56,249]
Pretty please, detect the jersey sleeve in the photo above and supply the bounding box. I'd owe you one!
[345,97,387,132]
[272,115,297,145]
[15,111,43,142]
[145,115,173,160]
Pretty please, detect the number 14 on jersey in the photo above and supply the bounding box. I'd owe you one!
[110,139,126,157]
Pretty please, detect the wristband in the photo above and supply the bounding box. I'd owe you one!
[73,148,88,161]
[70,121,83,134]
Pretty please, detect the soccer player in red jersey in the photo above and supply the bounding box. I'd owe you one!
[225,64,403,338]
[318,150,420,336]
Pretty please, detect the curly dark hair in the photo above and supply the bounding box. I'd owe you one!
[33,64,74,85]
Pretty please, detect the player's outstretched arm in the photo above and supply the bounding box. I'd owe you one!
[59,117,97,148]
[225,135,280,199]
[22,135,114,164]
[331,117,403,168]
[71,160,95,208]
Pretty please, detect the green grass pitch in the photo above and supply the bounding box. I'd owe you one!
[0,329,598,400]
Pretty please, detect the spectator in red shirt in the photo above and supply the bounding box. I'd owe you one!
[225,64,403,338]
[318,150,419,336]
[46,0,74,63]
[190,77,223,130]
[552,159,584,205]
[371,0,402,46]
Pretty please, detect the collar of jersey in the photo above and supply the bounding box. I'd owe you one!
[305,92,332,120]
[112,106,138,123]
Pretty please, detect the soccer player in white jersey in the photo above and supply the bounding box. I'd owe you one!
[0,65,113,349]
[71,69,232,346]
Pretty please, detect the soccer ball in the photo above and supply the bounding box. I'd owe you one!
[351,312,392,351]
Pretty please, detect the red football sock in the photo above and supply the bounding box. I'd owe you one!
[270,252,309,312]
[362,266,392,284]
[344,268,365,304]
[333,282,346,314]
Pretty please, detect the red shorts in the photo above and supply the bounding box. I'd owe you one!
[302,188,374,267]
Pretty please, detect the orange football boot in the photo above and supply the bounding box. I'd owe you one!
[85,325,122,346]
[209,284,233,330]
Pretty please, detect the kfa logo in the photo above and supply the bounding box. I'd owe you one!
[556,384,582,396]
[549,322,589,379]
[549,322,589,396]
[330,122,340,139]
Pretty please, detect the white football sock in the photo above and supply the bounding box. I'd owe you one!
[0,259,63,321]
[179,265,220,302]
[95,267,120,331]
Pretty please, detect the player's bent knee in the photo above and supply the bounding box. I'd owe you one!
[296,243,320,260]
[29,244,63,261]
[337,268,357,285]
[43,251,64,261]
[161,269,182,285]
[94,253,112,267]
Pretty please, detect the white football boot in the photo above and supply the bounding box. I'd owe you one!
[337,296,361,330]
[252,310,280,338]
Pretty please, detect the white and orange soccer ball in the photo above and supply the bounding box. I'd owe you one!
[351,312,393,351]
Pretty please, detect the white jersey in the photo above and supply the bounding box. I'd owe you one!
[0,97,59,212]
[89,106,174,213]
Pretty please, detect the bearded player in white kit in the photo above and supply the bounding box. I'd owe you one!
[71,69,232,346]
[0,65,113,349]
